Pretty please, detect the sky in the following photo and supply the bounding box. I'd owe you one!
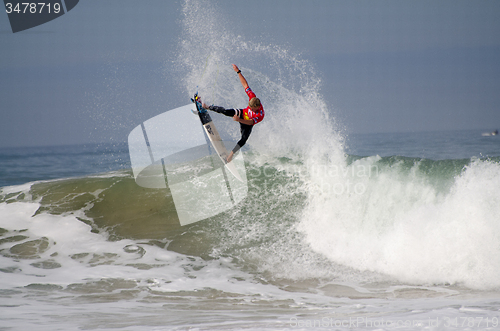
[1,0,499,147]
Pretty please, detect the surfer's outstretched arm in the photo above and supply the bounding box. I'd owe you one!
[232,64,249,90]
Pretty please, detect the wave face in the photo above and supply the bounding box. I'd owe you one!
[2,154,500,290]
[170,0,500,289]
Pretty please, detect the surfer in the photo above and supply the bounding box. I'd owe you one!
[202,64,264,162]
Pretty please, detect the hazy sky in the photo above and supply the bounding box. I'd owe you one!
[1,0,499,147]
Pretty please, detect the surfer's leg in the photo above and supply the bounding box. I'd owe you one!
[208,106,236,118]
[232,124,253,154]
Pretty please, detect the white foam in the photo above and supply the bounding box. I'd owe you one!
[299,157,500,289]
[0,182,33,196]
[0,199,300,300]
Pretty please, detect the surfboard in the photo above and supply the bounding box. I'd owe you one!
[191,94,244,182]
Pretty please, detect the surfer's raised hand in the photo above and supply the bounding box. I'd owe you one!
[233,64,249,89]
[202,102,209,109]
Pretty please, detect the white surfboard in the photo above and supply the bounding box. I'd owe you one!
[201,121,244,182]
[192,95,244,182]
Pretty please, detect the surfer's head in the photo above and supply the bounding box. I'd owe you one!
[249,97,261,110]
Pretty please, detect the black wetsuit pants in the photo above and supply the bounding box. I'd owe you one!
[208,106,253,154]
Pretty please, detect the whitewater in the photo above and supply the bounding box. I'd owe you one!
[1,0,500,330]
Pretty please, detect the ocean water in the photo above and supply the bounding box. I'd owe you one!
[2,1,500,330]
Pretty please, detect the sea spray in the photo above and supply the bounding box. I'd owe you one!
[175,0,500,290]
[170,2,500,287]
[175,0,355,281]
[176,0,345,160]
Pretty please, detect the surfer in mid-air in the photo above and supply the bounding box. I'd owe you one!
[202,64,264,162]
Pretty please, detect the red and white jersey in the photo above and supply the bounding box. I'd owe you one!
[241,87,264,125]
